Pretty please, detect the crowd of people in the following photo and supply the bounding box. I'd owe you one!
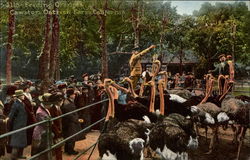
[0,73,106,160]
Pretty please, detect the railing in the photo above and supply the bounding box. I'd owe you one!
[168,87,250,94]
[0,98,108,160]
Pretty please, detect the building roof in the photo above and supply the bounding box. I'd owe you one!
[141,50,199,64]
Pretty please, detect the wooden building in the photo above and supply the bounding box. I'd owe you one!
[141,50,199,75]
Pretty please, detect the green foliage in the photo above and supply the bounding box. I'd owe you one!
[0,0,249,79]
[187,2,250,78]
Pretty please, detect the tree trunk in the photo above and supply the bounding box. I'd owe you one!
[55,59,60,80]
[179,42,183,75]
[38,0,51,93]
[97,0,108,79]
[6,0,15,85]
[49,0,59,80]
[100,15,108,79]
[131,0,140,48]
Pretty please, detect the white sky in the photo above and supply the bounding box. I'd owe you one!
[168,1,250,15]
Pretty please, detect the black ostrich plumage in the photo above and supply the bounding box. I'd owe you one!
[235,95,250,103]
[99,119,152,160]
[114,99,158,122]
[133,93,200,118]
[206,95,222,107]
[149,113,197,154]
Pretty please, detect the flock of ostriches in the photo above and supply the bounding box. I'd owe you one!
[97,62,250,160]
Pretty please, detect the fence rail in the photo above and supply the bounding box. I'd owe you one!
[0,98,108,160]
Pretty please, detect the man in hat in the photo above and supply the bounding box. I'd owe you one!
[3,85,17,116]
[48,92,64,160]
[31,93,53,160]
[20,83,36,146]
[129,45,156,89]
[82,73,89,85]
[0,102,8,157]
[57,83,67,98]
[61,88,83,155]
[8,90,28,160]
[209,54,230,95]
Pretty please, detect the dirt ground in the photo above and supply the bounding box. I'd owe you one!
[1,128,250,160]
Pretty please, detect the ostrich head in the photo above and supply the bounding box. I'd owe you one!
[104,79,114,88]
[129,138,145,158]
[122,77,138,98]
[151,60,161,77]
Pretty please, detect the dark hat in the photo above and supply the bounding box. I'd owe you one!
[227,55,232,59]
[20,84,30,91]
[58,83,67,90]
[82,73,88,78]
[218,54,226,59]
[38,93,52,105]
[66,88,75,96]
[25,80,33,86]
[49,92,64,103]
[6,85,18,96]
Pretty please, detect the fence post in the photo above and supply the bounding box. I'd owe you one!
[46,118,53,160]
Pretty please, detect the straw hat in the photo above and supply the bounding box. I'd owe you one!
[38,93,52,105]
[14,90,24,97]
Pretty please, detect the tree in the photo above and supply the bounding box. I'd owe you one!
[49,0,60,80]
[93,0,112,79]
[188,2,249,77]
[6,0,15,85]
[38,0,52,93]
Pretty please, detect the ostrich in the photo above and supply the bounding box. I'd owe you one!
[146,80,198,160]
[235,95,250,103]
[99,120,152,160]
[221,96,250,160]
[139,70,152,97]
[191,102,230,154]
[139,60,161,97]
[149,113,198,160]
[98,79,152,160]
[122,76,200,118]
[104,79,158,123]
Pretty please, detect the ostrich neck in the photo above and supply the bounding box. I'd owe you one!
[105,86,115,121]
[111,82,129,94]
[158,82,165,115]
[164,74,168,90]
[150,81,156,113]
[127,79,138,98]
[139,77,146,96]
